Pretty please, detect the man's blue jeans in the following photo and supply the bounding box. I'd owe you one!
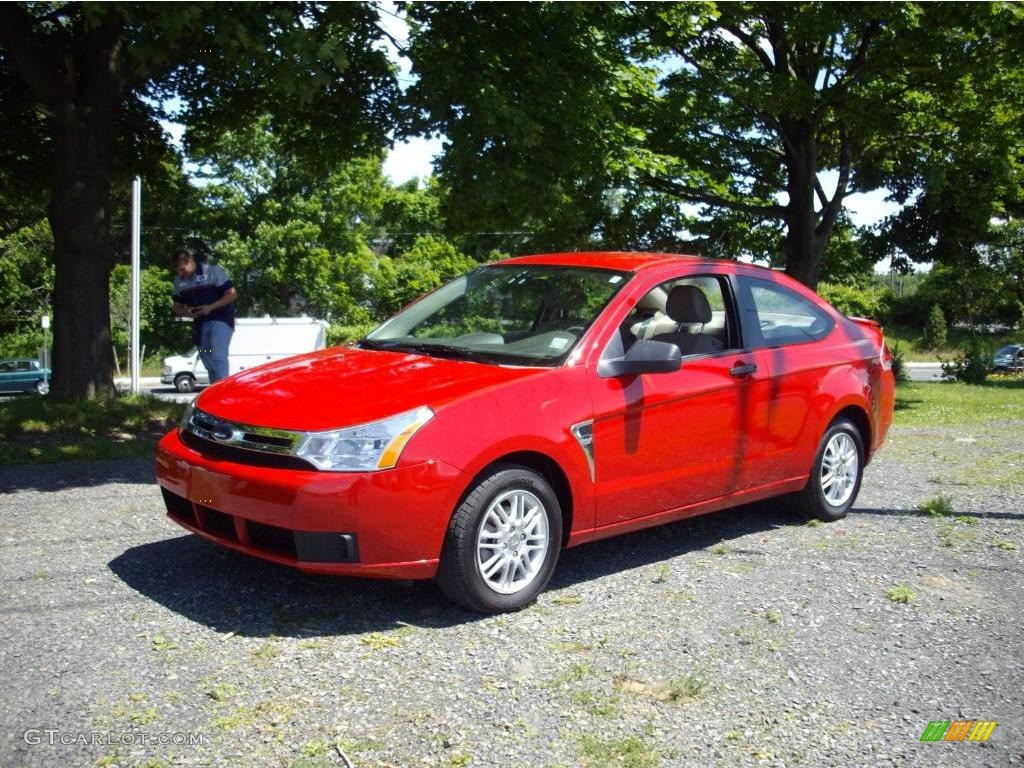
[198,320,233,384]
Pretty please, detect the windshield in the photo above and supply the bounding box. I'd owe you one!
[994,345,1020,357]
[362,264,631,366]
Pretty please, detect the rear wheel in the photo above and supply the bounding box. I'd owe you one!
[437,464,562,614]
[174,374,195,393]
[795,418,864,522]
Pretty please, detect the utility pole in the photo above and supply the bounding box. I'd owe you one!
[130,177,142,395]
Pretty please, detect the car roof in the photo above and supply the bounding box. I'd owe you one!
[0,358,38,364]
[496,251,770,274]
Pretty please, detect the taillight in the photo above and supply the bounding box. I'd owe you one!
[881,339,893,371]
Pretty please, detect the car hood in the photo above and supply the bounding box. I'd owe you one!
[193,345,547,431]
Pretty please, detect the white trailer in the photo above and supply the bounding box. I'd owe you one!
[161,317,329,393]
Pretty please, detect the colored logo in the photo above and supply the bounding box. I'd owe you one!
[920,720,997,742]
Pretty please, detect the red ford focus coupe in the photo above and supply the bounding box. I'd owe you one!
[156,252,895,613]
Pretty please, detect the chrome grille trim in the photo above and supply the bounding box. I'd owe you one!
[186,408,302,456]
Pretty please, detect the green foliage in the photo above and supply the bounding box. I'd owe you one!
[888,342,908,383]
[196,126,475,324]
[577,733,661,768]
[326,324,375,346]
[817,282,889,319]
[885,584,915,604]
[919,495,954,518]
[407,3,635,252]
[939,339,990,385]
[109,265,191,358]
[369,235,477,317]
[409,3,1023,287]
[0,2,402,397]
[894,381,1024,427]
[0,394,185,465]
[873,6,1024,274]
[0,219,53,336]
[925,305,947,350]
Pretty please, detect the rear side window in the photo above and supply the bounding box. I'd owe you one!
[738,277,834,348]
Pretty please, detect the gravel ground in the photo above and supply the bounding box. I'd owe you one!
[1,419,1022,768]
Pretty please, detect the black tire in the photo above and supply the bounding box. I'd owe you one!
[174,374,195,393]
[437,464,562,614]
[35,379,49,396]
[794,418,864,522]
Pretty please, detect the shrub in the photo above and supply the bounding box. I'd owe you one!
[919,494,954,517]
[817,282,888,319]
[888,342,908,382]
[326,324,375,346]
[939,339,989,385]
[925,304,947,349]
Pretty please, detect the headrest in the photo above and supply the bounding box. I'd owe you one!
[664,285,711,324]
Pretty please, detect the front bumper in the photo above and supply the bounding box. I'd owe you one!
[155,429,464,579]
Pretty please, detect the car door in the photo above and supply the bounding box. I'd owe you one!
[733,276,838,483]
[586,272,768,528]
[0,362,15,392]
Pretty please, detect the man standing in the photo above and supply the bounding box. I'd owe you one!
[171,249,238,385]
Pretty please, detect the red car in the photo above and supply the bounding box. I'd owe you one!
[156,252,895,613]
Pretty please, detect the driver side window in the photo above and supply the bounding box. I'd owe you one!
[619,274,737,356]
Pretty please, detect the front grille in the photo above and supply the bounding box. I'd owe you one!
[248,520,298,558]
[161,488,359,564]
[180,430,315,470]
[198,505,237,542]
[162,487,197,527]
[186,408,301,455]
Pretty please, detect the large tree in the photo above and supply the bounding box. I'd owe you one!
[0,3,398,397]
[408,2,1021,289]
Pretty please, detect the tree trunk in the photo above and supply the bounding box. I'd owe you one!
[781,122,826,290]
[44,28,123,398]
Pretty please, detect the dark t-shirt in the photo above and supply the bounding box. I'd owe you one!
[172,262,235,339]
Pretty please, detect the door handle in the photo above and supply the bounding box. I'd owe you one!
[730,362,757,377]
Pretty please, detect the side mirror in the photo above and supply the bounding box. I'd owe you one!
[597,339,682,378]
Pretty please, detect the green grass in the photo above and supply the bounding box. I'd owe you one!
[885,324,1019,362]
[0,394,185,465]
[885,584,916,604]
[667,673,708,702]
[577,734,661,768]
[919,494,955,517]
[893,381,1024,427]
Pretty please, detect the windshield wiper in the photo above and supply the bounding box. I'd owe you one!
[359,339,492,364]
[356,338,392,351]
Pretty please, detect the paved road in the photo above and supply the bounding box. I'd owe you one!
[115,377,198,404]
[905,362,945,382]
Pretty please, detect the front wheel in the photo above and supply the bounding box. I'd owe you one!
[437,464,562,614]
[174,374,195,393]
[35,379,49,395]
[794,418,864,522]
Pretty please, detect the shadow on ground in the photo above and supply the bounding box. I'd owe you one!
[0,457,153,494]
[108,499,807,638]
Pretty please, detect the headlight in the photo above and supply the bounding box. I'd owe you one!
[179,400,195,432]
[293,407,434,472]
[162,364,172,376]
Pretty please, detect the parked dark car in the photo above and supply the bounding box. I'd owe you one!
[991,344,1024,373]
[0,359,50,395]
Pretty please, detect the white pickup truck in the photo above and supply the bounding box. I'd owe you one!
[161,316,329,393]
